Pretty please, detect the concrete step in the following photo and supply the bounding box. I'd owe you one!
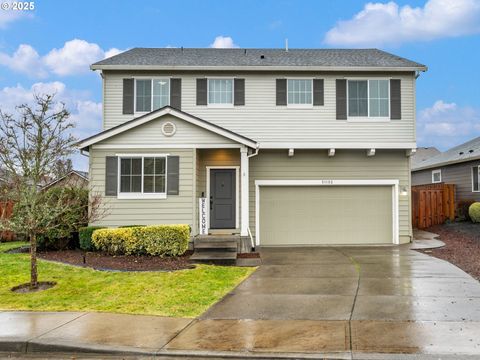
[194,241,237,250]
[190,251,237,265]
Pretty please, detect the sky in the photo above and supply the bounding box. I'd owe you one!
[1,0,479,170]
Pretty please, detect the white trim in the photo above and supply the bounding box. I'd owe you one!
[431,169,442,183]
[258,142,417,149]
[472,166,480,192]
[206,166,240,230]
[77,107,257,149]
[346,79,391,121]
[93,144,242,149]
[255,179,400,246]
[117,154,168,200]
[240,147,249,236]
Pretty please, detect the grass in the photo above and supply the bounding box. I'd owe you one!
[0,242,255,317]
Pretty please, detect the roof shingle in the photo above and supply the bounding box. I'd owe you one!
[92,48,426,70]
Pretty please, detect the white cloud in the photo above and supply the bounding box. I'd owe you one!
[324,0,480,46]
[0,82,102,169]
[0,39,126,78]
[0,0,33,28]
[417,100,480,150]
[0,44,47,78]
[210,36,239,48]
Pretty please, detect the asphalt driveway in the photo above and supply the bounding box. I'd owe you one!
[167,245,480,357]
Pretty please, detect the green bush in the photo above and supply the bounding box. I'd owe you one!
[118,225,146,228]
[92,224,190,256]
[469,203,480,223]
[79,226,105,251]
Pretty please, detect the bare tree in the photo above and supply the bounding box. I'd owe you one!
[0,94,103,289]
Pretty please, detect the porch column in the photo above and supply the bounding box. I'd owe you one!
[240,146,249,236]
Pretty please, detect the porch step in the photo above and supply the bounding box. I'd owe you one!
[194,241,237,250]
[190,251,237,265]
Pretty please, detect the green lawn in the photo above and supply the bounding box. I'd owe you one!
[0,242,255,317]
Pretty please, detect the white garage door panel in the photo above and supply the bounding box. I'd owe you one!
[259,186,393,245]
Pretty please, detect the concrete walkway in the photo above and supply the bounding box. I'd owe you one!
[1,243,480,359]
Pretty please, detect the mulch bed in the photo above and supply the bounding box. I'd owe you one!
[418,222,480,281]
[37,249,194,272]
[237,252,260,258]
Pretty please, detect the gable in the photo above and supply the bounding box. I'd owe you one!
[96,114,238,147]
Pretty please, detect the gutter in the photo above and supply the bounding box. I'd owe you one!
[90,64,428,72]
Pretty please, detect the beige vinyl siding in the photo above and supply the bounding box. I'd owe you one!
[89,148,195,227]
[103,71,416,147]
[94,114,237,146]
[249,149,411,244]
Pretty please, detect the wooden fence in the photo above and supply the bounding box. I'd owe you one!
[412,183,455,229]
[0,201,15,241]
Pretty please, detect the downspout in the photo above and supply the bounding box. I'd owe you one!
[246,145,259,251]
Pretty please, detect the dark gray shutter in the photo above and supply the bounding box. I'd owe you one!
[170,78,181,110]
[122,79,134,114]
[336,79,347,120]
[234,78,245,106]
[313,79,324,106]
[105,156,118,196]
[390,79,401,120]
[196,79,208,105]
[167,156,180,195]
[276,79,287,106]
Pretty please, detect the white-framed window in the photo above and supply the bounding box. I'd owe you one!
[287,79,313,106]
[432,169,442,183]
[472,166,480,192]
[208,78,233,106]
[118,155,167,199]
[347,79,389,119]
[135,78,170,113]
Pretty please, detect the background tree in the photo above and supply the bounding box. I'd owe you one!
[0,94,103,289]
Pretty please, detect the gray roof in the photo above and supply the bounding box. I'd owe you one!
[412,137,480,171]
[92,48,426,71]
[411,147,441,168]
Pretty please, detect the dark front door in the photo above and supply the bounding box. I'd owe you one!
[210,169,236,229]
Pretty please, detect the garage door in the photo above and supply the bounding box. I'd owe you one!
[259,186,393,246]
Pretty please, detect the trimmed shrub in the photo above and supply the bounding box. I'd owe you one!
[91,224,190,256]
[469,203,480,223]
[118,225,146,228]
[79,226,105,251]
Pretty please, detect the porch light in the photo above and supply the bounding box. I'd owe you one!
[400,187,408,196]
[288,149,294,157]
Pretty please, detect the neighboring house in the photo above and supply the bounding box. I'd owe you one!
[411,147,440,169]
[42,170,89,190]
[412,137,480,204]
[77,48,427,246]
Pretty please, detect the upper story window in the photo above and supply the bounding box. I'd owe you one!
[208,79,233,106]
[135,79,170,113]
[348,79,389,118]
[119,156,167,199]
[287,79,313,106]
[432,169,442,183]
[472,166,479,192]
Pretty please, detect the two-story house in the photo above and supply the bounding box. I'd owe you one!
[78,48,426,247]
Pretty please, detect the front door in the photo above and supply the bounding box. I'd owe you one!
[210,169,236,229]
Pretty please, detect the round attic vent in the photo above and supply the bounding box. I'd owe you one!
[161,122,176,137]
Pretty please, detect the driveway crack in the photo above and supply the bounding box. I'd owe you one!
[332,247,361,357]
